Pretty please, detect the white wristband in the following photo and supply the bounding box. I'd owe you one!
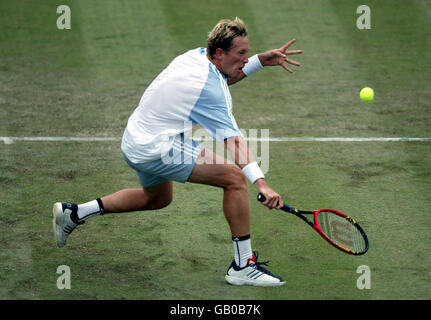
[242,161,265,184]
[242,54,263,76]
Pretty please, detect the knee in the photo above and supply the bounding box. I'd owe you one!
[144,192,173,210]
[225,166,249,191]
[150,194,173,210]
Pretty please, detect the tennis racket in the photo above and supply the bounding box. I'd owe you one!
[257,193,369,255]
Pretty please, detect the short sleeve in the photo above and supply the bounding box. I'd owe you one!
[189,65,243,141]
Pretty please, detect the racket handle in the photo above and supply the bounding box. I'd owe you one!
[257,192,296,213]
[257,193,266,202]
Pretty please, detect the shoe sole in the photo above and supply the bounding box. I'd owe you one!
[225,275,286,287]
[52,202,64,248]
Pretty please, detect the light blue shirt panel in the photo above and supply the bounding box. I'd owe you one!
[189,65,242,142]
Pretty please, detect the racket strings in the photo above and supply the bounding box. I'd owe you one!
[317,211,367,253]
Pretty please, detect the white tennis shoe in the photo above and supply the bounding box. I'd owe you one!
[52,202,83,247]
[225,252,285,287]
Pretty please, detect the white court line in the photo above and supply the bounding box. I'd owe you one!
[1,136,431,144]
[1,137,120,143]
[249,137,431,142]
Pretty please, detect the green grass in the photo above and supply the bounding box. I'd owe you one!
[0,0,430,300]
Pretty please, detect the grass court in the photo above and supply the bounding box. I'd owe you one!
[0,0,430,300]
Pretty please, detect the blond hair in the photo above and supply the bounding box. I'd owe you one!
[207,17,247,58]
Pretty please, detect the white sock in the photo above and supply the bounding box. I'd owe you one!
[77,199,104,222]
[232,234,253,268]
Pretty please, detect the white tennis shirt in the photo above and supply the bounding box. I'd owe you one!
[121,47,243,163]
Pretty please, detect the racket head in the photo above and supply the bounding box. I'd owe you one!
[312,208,369,255]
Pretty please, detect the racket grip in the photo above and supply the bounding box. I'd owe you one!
[257,193,266,202]
[257,192,293,213]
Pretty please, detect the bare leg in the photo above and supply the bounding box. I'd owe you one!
[101,181,173,213]
[188,148,250,237]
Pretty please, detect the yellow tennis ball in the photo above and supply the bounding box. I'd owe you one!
[360,87,374,102]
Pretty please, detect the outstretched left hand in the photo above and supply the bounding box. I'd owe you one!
[258,39,302,73]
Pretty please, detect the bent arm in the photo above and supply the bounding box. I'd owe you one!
[227,54,263,86]
[227,39,302,86]
[227,72,247,86]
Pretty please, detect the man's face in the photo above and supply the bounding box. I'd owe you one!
[218,36,250,78]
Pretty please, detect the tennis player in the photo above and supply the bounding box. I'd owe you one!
[53,18,302,287]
